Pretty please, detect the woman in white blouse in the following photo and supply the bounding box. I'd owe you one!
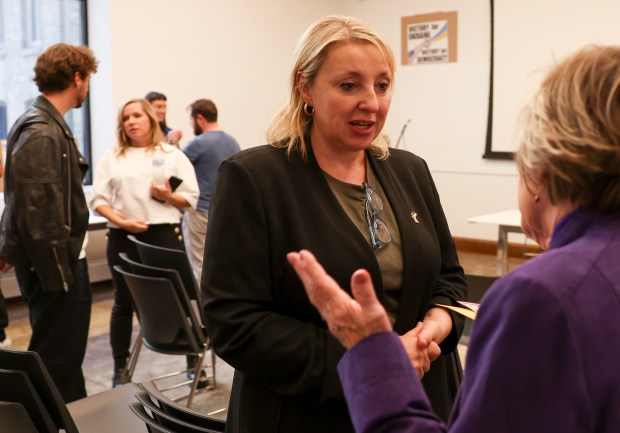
[90,98,199,387]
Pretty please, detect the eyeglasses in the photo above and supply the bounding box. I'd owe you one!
[362,182,391,249]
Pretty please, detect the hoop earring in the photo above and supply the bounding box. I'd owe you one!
[303,103,314,116]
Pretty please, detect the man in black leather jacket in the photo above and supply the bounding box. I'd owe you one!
[0,43,98,402]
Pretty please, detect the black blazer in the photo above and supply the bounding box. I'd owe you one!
[203,144,466,432]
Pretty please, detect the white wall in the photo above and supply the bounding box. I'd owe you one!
[491,0,620,154]
[88,0,522,242]
[88,0,344,163]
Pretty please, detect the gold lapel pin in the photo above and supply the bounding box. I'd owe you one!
[411,211,419,224]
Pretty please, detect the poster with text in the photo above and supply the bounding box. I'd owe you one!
[401,12,458,65]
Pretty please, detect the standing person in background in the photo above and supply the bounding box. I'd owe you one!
[89,98,199,387]
[0,43,98,402]
[288,44,620,433]
[182,99,240,283]
[145,91,183,146]
[202,15,466,433]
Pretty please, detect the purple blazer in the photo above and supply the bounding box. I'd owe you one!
[339,206,620,432]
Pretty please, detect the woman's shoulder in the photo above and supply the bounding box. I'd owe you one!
[160,142,179,153]
[228,144,287,164]
[384,147,427,167]
[371,148,431,185]
[220,145,305,180]
[98,146,119,162]
[484,249,583,311]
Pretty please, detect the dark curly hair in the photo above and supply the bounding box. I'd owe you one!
[33,43,98,93]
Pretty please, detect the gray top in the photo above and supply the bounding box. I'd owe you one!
[182,130,240,211]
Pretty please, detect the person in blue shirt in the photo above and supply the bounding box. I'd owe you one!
[182,98,240,283]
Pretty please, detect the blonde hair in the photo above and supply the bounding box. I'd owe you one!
[515,45,620,212]
[116,98,164,156]
[265,15,395,161]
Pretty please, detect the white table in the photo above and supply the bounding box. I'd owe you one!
[467,209,522,276]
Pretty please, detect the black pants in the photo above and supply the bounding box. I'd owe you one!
[0,288,8,342]
[107,224,187,369]
[15,258,92,403]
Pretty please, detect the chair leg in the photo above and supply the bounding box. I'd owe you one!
[137,347,213,407]
[210,346,217,388]
[124,332,143,382]
[187,352,206,408]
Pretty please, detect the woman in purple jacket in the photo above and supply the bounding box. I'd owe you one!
[288,44,620,433]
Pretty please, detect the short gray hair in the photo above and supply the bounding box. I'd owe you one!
[515,45,620,212]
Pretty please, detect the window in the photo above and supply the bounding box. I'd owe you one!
[0,2,6,57]
[0,0,92,183]
[21,0,42,50]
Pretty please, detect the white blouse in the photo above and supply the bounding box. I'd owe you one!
[89,143,199,228]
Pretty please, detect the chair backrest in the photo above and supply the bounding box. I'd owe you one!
[118,253,207,342]
[0,401,39,433]
[140,380,226,432]
[127,234,200,302]
[0,348,79,433]
[129,401,177,433]
[465,274,498,303]
[461,274,500,343]
[121,253,208,338]
[134,390,222,433]
[113,266,203,355]
[0,369,57,433]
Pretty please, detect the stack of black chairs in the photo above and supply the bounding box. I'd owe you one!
[126,233,217,387]
[0,347,80,433]
[130,379,226,433]
[114,255,216,408]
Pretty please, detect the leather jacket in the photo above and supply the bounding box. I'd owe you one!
[0,96,89,292]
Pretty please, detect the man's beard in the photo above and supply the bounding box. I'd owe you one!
[75,93,86,109]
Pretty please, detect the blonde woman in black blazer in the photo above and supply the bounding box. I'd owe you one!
[203,16,467,433]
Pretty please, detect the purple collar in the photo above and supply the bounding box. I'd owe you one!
[550,206,618,249]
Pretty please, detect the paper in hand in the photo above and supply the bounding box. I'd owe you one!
[436,301,479,320]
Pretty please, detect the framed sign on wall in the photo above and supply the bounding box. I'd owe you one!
[401,12,458,66]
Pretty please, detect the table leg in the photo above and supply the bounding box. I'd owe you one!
[497,226,509,276]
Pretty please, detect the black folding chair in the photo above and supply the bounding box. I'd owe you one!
[0,347,80,433]
[127,235,202,319]
[113,266,210,408]
[0,369,57,433]
[461,274,499,344]
[119,252,216,388]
